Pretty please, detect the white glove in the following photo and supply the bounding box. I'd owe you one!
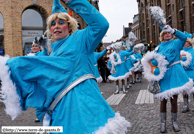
[106,45,111,50]
[43,113,51,126]
[163,25,175,34]
[129,42,133,46]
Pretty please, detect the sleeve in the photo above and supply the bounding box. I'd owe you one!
[130,58,137,62]
[67,0,109,54]
[35,48,49,56]
[173,30,187,51]
[96,49,107,60]
[36,107,47,123]
[126,46,133,52]
[122,51,133,57]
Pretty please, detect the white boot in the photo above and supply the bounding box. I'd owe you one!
[127,83,132,88]
[114,85,119,94]
[122,85,127,94]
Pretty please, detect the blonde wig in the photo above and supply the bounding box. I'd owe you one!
[187,38,194,47]
[159,31,175,42]
[45,12,78,42]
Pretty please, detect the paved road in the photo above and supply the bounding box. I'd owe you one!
[0,78,194,134]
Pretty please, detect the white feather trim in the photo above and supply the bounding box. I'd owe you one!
[109,52,122,66]
[26,53,35,56]
[154,79,193,100]
[188,87,194,94]
[94,113,131,134]
[180,50,192,67]
[96,76,103,83]
[0,55,22,120]
[108,72,132,81]
[142,51,169,81]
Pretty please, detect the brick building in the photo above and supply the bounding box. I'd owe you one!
[137,0,194,49]
[0,0,98,57]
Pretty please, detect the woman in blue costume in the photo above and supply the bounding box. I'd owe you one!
[180,31,194,113]
[132,46,143,83]
[0,0,130,133]
[108,42,133,94]
[94,45,111,83]
[142,25,193,133]
[122,41,137,88]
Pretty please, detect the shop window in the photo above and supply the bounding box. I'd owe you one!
[22,9,45,55]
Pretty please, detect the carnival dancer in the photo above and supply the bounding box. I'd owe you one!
[143,6,193,132]
[108,42,133,94]
[0,0,130,133]
[123,41,137,88]
[94,45,111,83]
[180,31,194,113]
[132,44,143,83]
[142,25,193,133]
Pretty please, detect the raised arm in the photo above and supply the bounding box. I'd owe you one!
[125,46,133,52]
[122,51,133,57]
[66,0,109,53]
[163,25,187,50]
[95,49,107,60]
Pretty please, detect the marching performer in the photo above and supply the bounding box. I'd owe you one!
[180,31,194,113]
[123,41,137,88]
[142,25,193,133]
[0,0,130,133]
[143,6,193,133]
[108,42,133,94]
[132,44,144,83]
[94,45,111,83]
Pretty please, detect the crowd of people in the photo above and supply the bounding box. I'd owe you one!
[0,0,194,133]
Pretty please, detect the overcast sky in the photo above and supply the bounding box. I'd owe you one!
[99,0,138,43]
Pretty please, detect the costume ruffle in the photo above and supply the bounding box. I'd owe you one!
[142,51,169,81]
[108,71,131,81]
[180,50,192,67]
[94,113,131,134]
[0,56,22,120]
[154,79,193,100]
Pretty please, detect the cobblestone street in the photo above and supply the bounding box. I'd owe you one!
[0,78,194,134]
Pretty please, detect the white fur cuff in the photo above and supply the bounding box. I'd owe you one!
[0,55,22,120]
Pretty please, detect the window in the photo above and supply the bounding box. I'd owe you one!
[22,9,46,55]
[0,13,4,55]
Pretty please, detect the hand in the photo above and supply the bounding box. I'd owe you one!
[106,45,111,50]
[163,25,175,34]
[43,113,51,126]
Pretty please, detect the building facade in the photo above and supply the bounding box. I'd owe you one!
[0,0,98,57]
[130,14,141,45]
[137,0,194,49]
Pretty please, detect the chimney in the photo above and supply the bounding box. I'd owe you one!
[128,23,132,27]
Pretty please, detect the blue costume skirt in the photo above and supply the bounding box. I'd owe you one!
[108,62,131,81]
[125,58,135,72]
[185,70,194,94]
[154,64,193,100]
